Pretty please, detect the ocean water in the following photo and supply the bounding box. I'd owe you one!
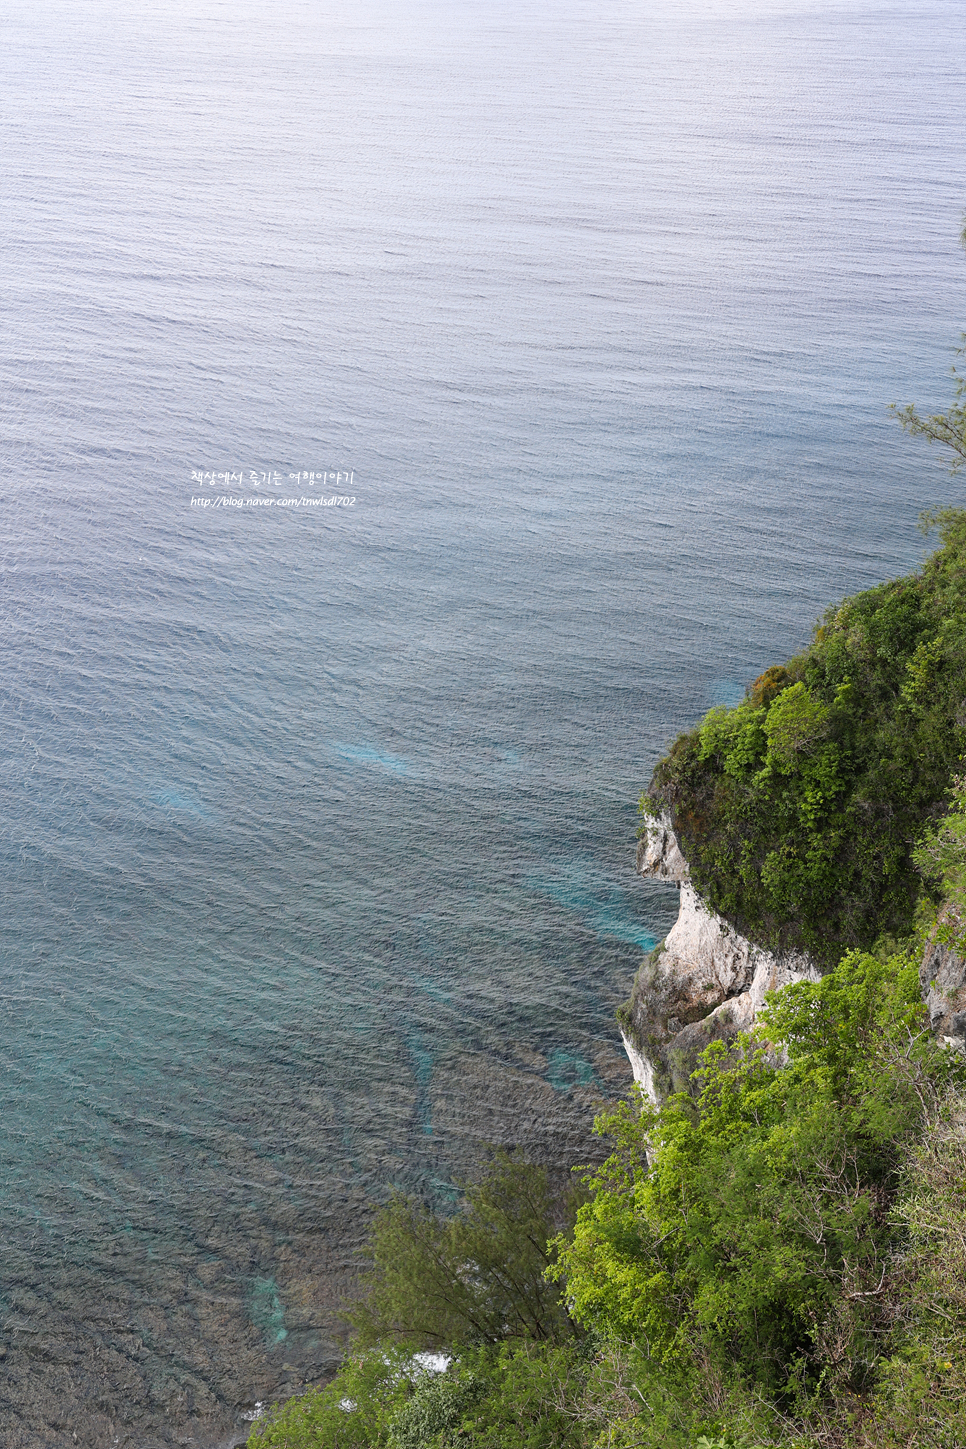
[3,0,966,1443]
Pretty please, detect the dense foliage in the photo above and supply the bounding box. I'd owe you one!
[647,510,966,964]
[557,950,961,1412]
[250,951,966,1449]
[346,1151,581,1351]
[868,1093,966,1448]
[914,772,966,951]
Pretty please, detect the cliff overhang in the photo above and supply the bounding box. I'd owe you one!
[623,815,966,1102]
[621,815,819,1101]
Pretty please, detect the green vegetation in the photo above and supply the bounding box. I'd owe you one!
[251,949,966,1449]
[249,496,966,1445]
[346,1152,581,1352]
[914,772,966,951]
[890,336,966,474]
[248,1156,596,1449]
[556,949,964,1438]
[648,510,966,964]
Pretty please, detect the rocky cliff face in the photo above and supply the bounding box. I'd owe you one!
[621,816,819,1102]
[623,817,966,1103]
[920,908,966,1050]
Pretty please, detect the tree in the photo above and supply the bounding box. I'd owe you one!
[248,1155,590,1449]
[348,1152,582,1352]
[913,771,966,950]
[889,219,966,472]
[555,951,962,1401]
[889,338,966,473]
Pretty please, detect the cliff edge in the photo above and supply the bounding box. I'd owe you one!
[620,815,819,1101]
[623,815,966,1102]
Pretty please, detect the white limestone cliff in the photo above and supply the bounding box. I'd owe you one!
[621,815,819,1102]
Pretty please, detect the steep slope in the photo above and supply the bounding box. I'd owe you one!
[624,514,966,1099]
[620,816,818,1100]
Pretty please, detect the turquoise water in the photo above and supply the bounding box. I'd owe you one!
[3,0,966,1442]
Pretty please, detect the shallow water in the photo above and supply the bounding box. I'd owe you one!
[3,0,966,1442]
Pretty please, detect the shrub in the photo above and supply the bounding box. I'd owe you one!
[348,1151,582,1352]
[859,1090,966,1448]
[555,951,963,1405]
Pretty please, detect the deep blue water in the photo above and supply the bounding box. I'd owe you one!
[3,0,966,1442]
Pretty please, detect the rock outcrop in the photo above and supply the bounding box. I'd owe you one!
[920,908,966,1050]
[623,817,966,1101]
[620,816,819,1102]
